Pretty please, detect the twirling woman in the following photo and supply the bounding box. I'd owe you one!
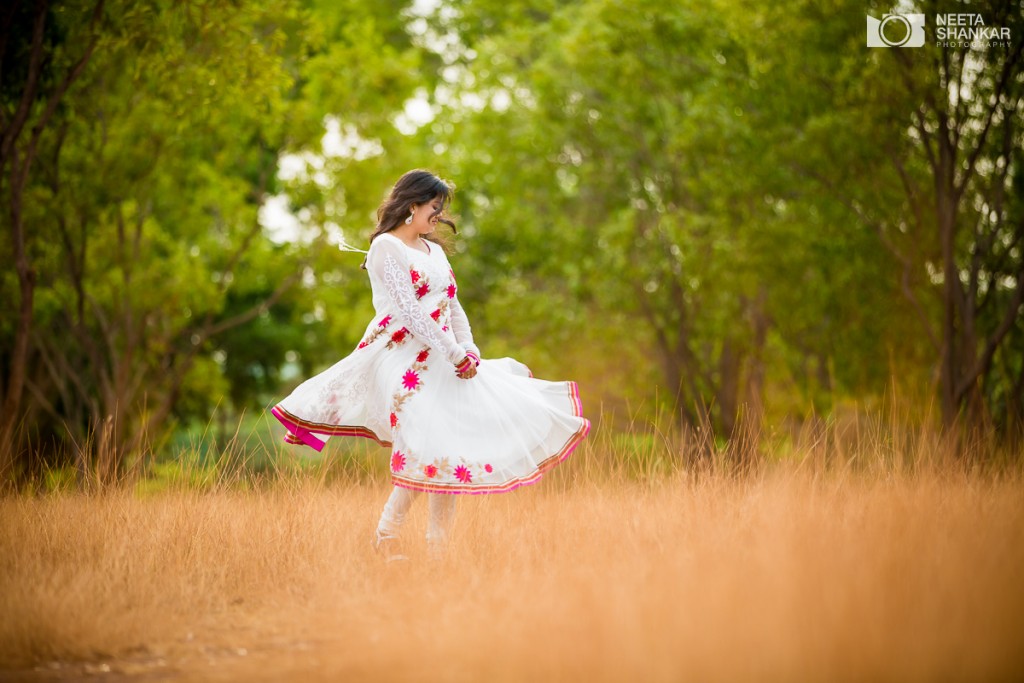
[271,170,590,560]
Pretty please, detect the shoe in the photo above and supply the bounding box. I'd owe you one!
[372,529,408,563]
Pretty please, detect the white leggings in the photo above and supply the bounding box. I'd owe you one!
[376,486,457,546]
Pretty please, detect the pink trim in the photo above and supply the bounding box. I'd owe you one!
[392,419,590,495]
[271,406,325,452]
[568,381,583,416]
[270,405,392,451]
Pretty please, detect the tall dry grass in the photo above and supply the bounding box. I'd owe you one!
[2,402,1024,681]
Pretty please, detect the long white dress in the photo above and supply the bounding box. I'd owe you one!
[270,232,590,494]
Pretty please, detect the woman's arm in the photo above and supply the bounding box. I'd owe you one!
[449,294,480,362]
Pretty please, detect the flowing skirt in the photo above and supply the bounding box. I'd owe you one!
[270,334,590,494]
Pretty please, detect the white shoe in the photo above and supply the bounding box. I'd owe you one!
[372,530,408,563]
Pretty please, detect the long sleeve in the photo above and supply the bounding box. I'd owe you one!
[368,237,468,366]
[449,295,480,358]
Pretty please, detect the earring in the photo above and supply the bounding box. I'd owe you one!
[405,208,415,225]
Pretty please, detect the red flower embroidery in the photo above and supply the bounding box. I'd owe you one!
[415,282,429,299]
[424,464,438,478]
[402,370,421,390]
[484,464,493,473]
[447,283,456,299]
[379,315,392,327]
[390,451,406,473]
[390,412,398,427]
[430,309,441,321]
[390,328,408,344]
[416,349,430,363]
[442,325,449,332]
[410,269,421,283]
[358,341,368,349]
[454,465,472,483]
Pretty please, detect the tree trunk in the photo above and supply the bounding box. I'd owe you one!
[936,127,959,426]
[716,335,740,435]
[0,149,36,479]
[0,0,104,484]
[745,285,769,420]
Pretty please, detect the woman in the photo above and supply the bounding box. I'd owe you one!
[270,169,590,560]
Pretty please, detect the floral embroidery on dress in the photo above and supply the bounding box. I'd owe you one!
[400,455,500,487]
[429,300,452,332]
[357,315,394,349]
[386,327,410,349]
[391,451,406,472]
[402,370,421,390]
[391,346,431,417]
[446,283,456,299]
[411,267,431,299]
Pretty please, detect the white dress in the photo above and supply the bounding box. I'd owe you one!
[270,232,590,494]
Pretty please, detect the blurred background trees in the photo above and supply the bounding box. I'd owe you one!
[1,0,1021,486]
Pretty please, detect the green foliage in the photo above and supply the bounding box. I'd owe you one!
[412,0,935,432]
[3,0,1021,483]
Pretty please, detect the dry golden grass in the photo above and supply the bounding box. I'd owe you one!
[2,455,1024,682]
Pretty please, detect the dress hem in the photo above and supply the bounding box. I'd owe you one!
[390,416,590,495]
[270,405,392,451]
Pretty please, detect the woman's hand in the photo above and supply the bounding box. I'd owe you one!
[455,356,477,379]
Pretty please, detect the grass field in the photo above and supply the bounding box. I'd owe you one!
[2,427,1024,683]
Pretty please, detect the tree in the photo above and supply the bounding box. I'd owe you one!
[413,0,926,443]
[0,0,106,477]
[1,0,457,486]
[1,0,316,484]
[752,0,1024,431]
[890,0,1024,429]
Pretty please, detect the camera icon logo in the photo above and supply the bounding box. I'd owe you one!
[866,13,926,47]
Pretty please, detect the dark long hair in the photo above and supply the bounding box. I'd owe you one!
[363,170,456,268]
